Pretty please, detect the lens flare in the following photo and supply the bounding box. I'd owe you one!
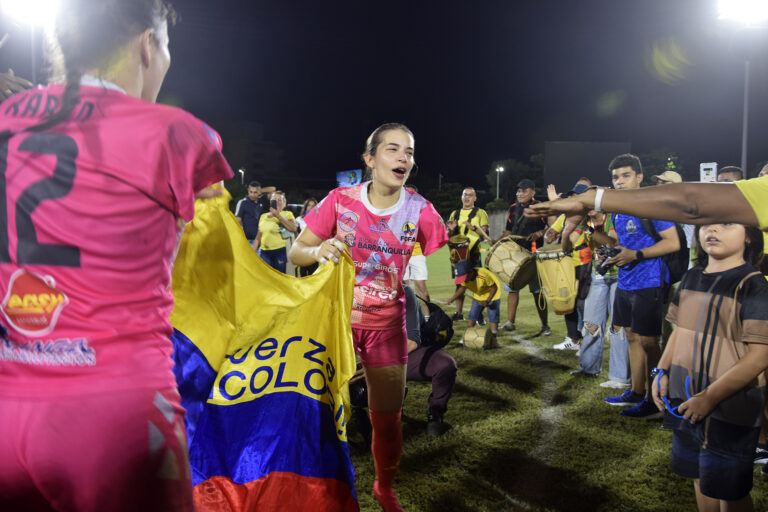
[718,0,768,27]
[0,0,60,30]
[645,38,692,86]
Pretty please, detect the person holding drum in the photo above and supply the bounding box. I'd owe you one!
[446,187,489,322]
[497,179,550,336]
[547,181,593,352]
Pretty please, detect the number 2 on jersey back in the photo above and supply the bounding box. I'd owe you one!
[0,132,81,267]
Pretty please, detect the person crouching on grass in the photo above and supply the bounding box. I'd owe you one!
[446,261,501,349]
[652,223,768,511]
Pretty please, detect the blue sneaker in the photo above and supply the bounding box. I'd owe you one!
[605,389,644,406]
[620,398,663,420]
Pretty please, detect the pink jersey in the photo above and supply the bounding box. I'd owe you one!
[304,183,447,329]
[0,82,233,397]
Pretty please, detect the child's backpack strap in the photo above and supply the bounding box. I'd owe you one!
[726,270,762,356]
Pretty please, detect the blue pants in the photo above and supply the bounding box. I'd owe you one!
[259,247,287,273]
[578,272,630,381]
[469,298,500,324]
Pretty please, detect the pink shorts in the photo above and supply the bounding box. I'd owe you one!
[0,387,193,512]
[352,322,408,368]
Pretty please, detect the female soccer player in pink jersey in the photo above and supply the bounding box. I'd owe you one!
[0,1,233,510]
[290,123,448,511]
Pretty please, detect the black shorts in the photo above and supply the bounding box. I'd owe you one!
[670,419,759,501]
[612,286,665,336]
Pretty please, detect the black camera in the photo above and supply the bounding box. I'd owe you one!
[349,378,368,408]
[595,246,622,276]
[270,199,278,210]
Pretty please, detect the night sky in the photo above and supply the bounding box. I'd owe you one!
[1,0,767,191]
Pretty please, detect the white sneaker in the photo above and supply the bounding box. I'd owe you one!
[553,337,579,351]
[599,380,631,389]
[499,320,516,332]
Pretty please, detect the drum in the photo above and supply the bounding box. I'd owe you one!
[461,325,486,349]
[484,238,535,290]
[534,248,576,315]
[448,235,470,266]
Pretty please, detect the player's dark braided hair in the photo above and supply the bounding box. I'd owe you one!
[1,0,176,142]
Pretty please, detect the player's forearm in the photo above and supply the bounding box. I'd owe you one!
[288,239,320,266]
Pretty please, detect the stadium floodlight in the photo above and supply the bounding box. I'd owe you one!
[718,0,768,27]
[495,166,504,200]
[717,1,768,171]
[0,0,60,30]
[0,0,60,83]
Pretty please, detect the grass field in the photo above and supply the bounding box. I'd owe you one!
[348,245,768,512]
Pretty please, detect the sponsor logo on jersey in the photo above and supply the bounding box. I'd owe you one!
[369,219,390,234]
[356,237,412,256]
[338,211,359,232]
[353,260,398,274]
[0,337,96,366]
[1,270,69,336]
[344,233,356,247]
[400,222,417,242]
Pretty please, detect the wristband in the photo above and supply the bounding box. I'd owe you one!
[635,250,645,261]
[594,188,605,213]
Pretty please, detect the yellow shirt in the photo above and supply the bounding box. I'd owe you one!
[462,267,502,302]
[735,176,768,230]
[412,242,423,256]
[449,207,489,250]
[551,215,592,267]
[259,210,295,250]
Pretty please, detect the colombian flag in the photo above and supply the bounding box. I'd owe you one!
[170,189,359,511]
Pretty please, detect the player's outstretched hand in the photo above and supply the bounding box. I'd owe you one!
[0,69,33,101]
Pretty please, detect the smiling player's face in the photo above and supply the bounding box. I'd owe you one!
[365,129,415,189]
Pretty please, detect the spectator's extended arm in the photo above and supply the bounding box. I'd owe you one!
[526,184,759,228]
